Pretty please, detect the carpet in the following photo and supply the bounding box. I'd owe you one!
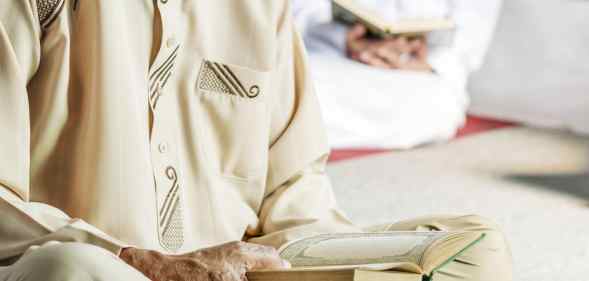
[329,115,514,162]
[328,127,589,281]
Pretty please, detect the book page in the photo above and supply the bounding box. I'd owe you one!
[279,232,447,268]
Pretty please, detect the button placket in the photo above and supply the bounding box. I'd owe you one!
[150,113,185,252]
[148,0,185,252]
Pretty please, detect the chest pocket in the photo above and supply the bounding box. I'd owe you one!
[195,60,271,180]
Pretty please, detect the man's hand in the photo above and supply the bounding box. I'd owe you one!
[119,241,290,281]
[345,24,432,72]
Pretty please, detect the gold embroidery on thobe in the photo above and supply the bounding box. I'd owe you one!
[37,0,65,28]
[198,61,235,95]
[149,45,180,108]
[198,60,261,99]
[158,166,184,252]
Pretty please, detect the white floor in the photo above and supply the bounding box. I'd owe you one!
[328,127,589,281]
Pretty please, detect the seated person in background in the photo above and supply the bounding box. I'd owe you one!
[291,0,502,149]
[0,1,511,281]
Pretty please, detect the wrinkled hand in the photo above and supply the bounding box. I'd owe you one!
[346,24,432,72]
[120,241,290,281]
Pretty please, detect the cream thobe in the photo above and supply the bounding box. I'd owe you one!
[0,1,512,281]
[0,0,356,259]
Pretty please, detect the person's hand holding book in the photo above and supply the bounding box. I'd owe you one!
[346,24,432,72]
[120,241,290,281]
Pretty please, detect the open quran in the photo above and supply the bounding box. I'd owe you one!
[247,231,485,281]
[332,0,455,37]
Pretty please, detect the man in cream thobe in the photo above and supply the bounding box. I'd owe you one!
[0,1,512,281]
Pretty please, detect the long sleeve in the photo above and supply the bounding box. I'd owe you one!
[0,1,125,262]
[247,3,358,249]
[290,0,332,38]
[427,0,503,95]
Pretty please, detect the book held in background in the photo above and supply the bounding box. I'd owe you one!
[247,231,485,281]
[332,0,455,37]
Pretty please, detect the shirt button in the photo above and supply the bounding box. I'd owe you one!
[158,142,169,153]
[160,0,168,3]
[166,37,178,48]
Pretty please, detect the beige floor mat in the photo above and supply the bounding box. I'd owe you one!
[328,127,589,281]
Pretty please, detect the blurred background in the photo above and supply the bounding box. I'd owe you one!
[291,1,589,280]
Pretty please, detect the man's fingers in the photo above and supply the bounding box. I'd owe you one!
[347,24,367,41]
[359,51,392,68]
[240,244,291,271]
[248,255,291,271]
[389,36,410,54]
[408,37,428,60]
[409,37,424,50]
[346,24,368,55]
[375,37,416,68]
[416,44,428,60]
[346,25,368,59]
[375,47,400,68]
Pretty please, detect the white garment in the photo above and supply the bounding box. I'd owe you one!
[292,0,502,149]
[309,54,465,149]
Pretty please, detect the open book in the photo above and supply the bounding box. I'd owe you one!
[247,231,485,281]
[332,0,455,37]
